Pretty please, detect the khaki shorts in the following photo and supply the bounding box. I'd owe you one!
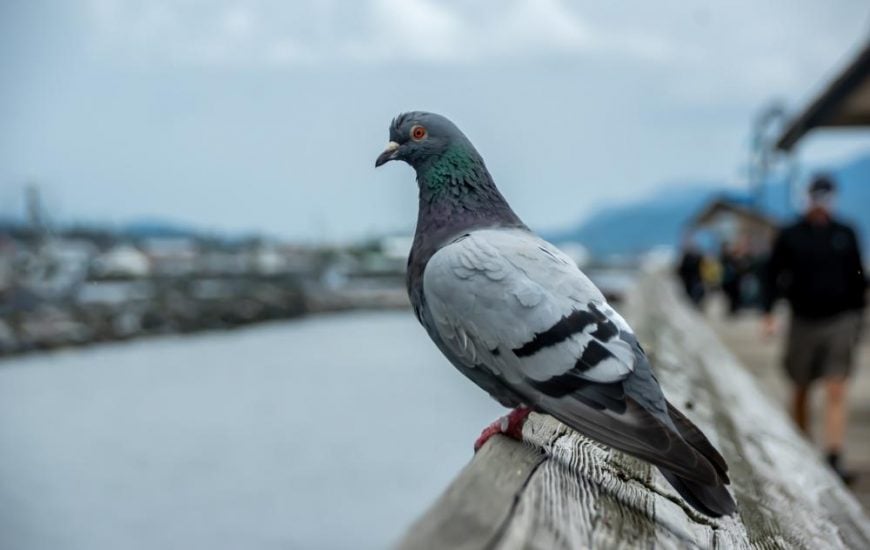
[784,312,862,385]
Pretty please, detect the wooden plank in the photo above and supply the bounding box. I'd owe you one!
[398,273,870,549]
[640,275,870,549]
[396,435,546,550]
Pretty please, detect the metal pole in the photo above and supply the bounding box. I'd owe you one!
[749,103,787,214]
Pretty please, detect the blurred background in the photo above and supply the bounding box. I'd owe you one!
[2,1,870,549]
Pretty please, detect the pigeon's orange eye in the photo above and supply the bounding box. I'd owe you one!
[411,125,427,141]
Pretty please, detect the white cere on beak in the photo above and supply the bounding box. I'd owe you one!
[375,140,402,167]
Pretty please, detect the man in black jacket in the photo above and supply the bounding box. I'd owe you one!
[763,175,866,482]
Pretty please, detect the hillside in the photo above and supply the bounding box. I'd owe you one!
[552,153,870,257]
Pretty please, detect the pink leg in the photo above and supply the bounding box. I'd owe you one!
[474,407,532,452]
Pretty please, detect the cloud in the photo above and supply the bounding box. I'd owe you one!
[342,0,596,63]
[479,0,592,56]
[346,0,465,63]
[87,0,309,66]
[84,0,604,66]
[75,1,870,109]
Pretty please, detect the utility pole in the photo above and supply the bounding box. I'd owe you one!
[749,103,788,214]
[25,183,47,244]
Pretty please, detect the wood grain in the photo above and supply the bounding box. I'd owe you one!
[396,435,545,550]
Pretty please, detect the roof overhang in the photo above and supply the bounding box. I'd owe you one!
[776,40,870,151]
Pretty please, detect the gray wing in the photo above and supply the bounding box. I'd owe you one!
[423,228,720,484]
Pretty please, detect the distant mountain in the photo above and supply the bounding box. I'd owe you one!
[119,219,268,246]
[551,153,870,257]
[120,218,203,239]
[548,182,725,256]
[0,216,202,239]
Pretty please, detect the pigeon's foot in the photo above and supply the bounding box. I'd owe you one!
[474,407,531,452]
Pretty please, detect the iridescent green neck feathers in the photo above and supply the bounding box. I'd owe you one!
[416,144,494,203]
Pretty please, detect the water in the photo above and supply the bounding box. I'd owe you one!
[0,312,505,550]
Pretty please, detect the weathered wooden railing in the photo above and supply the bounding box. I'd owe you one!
[398,273,870,549]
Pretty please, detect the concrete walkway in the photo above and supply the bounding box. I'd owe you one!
[703,297,870,512]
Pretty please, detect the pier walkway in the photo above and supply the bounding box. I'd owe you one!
[705,300,870,512]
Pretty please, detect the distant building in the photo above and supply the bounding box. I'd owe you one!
[199,250,249,276]
[276,245,322,275]
[379,235,414,262]
[76,280,153,306]
[250,244,286,275]
[0,235,18,292]
[140,237,199,276]
[20,238,97,299]
[352,234,412,276]
[688,197,779,255]
[92,245,151,278]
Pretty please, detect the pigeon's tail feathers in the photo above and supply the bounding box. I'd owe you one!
[659,468,737,518]
[665,399,730,483]
[661,399,736,517]
[531,391,722,484]
[534,392,737,517]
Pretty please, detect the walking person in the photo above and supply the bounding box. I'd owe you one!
[677,239,706,307]
[721,240,752,316]
[762,175,866,483]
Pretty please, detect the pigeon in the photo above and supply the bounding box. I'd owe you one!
[375,111,736,518]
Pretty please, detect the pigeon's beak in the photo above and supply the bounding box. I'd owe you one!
[375,141,400,167]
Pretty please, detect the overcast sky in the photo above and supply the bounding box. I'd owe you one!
[2,0,870,242]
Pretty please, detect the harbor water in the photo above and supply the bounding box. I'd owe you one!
[0,311,505,550]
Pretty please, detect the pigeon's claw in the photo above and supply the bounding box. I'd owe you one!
[473,407,531,452]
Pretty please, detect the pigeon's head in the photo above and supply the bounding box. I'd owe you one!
[375,111,470,169]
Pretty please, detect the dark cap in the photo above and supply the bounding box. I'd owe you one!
[808,174,836,197]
